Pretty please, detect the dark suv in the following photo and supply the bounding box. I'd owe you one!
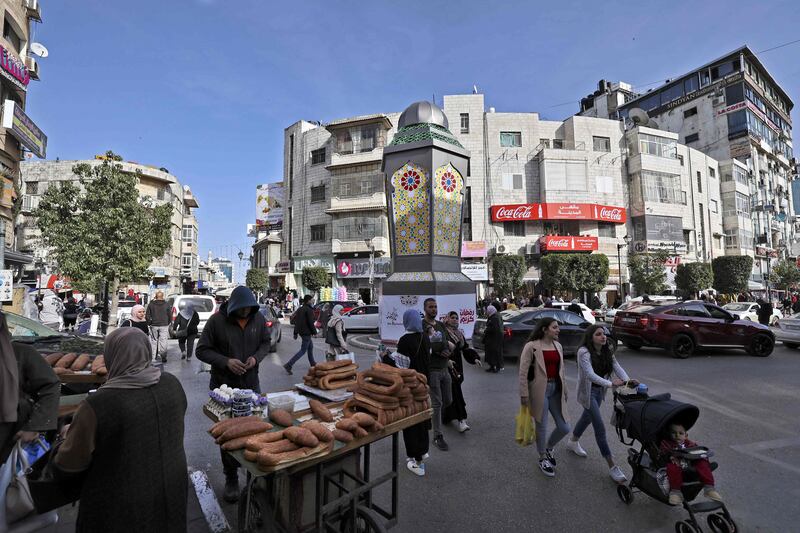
[613,301,774,358]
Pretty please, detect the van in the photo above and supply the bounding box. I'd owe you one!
[165,294,216,337]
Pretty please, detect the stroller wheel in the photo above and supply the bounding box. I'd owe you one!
[675,520,700,533]
[707,513,736,533]
[617,484,633,504]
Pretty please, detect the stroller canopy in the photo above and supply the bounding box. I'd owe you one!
[618,393,699,444]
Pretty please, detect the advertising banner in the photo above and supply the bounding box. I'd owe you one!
[539,235,598,252]
[379,293,477,341]
[293,256,335,273]
[491,202,626,223]
[633,215,684,242]
[460,263,488,281]
[336,257,391,279]
[461,241,488,258]
[2,100,46,158]
[256,183,284,229]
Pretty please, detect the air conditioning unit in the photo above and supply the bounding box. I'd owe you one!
[525,243,538,255]
[496,245,507,255]
[25,56,39,80]
[712,97,725,107]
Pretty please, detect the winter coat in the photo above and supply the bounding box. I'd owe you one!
[145,300,171,327]
[482,313,504,366]
[293,303,317,337]
[173,312,199,337]
[518,339,568,424]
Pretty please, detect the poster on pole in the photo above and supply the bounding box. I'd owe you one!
[379,293,477,342]
[0,270,13,301]
[255,183,284,230]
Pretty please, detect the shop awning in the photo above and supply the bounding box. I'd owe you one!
[4,248,33,265]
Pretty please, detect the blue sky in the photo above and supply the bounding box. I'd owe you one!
[28,0,800,260]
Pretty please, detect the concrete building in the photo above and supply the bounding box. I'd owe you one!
[208,256,234,288]
[180,185,200,292]
[19,158,199,296]
[579,46,794,289]
[0,0,45,272]
[252,232,284,291]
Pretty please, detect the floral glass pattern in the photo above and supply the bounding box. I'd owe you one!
[433,163,464,256]
[391,162,430,255]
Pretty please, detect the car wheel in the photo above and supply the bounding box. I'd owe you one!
[622,341,642,351]
[670,334,694,359]
[747,333,774,357]
[784,342,798,349]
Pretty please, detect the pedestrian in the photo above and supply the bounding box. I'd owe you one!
[319,303,332,339]
[173,302,200,361]
[284,295,317,375]
[0,310,60,530]
[196,286,271,502]
[357,296,365,307]
[442,310,482,433]
[397,309,431,476]
[482,305,504,373]
[422,298,453,451]
[145,290,171,363]
[566,324,638,483]
[120,304,149,336]
[518,317,570,477]
[591,294,602,310]
[63,294,79,332]
[756,297,772,326]
[531,294,543,307]
[567,299,583,317]
[54,328,188,532]
[325,304,349,361]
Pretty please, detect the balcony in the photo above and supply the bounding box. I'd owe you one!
[25,0,41,22]
[331,235,390,254]
[327,173,386,213]
[328,149,383,170]
[328,192,386,213]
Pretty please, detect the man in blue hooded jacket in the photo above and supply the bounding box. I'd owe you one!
[197,286,271,502]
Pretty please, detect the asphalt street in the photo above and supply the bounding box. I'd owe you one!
[45,324,800,532]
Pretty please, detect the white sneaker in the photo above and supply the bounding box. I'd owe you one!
[609,465,628,483]
[567,439,588,457]
[406,459,425,476]
[457,420,470,433]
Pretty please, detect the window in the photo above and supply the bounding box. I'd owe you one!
[310,225,326,242]
[726,109,747,136]
[598,222,616,238]
[539,138,550,149]
[699,70,710,87]
[705,305,731,320]
[503,221,525,237]
[25,182,38,195]
[543,160,586,191]
[460,113,469,134]
[182,254,193,267]
[709,167,716,179]
[502,173,523,190]
[2,18,21,52]
[710,199,718,213]
[359,180,373,195]
[333,215,386,240]
[182,225,195,242]
[722,191,751,217]
[684,133,699,144]
[732,166,749,185]
[684,75,699,94]
[725,83,744,105]
[696,171,703,193]
[641,170,683,204]
[310,185,326,203]
[500,132,522,147]
[311,148,326,165]
[679,304,710,318]
[335,126,384,154]
[592,136,611,152]
[552,139,564,149]
[683,107,697,118]
[638,133,677,158]
[157,186,170,201]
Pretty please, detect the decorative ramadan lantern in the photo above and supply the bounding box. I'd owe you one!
[379,101,476,341]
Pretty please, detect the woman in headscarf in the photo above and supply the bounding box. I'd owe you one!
[55,328,188,532]
[0,311,60,528]
[172,302,200,360]
[482,305,504,373]
[397,309,431,476]
[324,304,348,362]
[442,310,482,433]
[120,304,149,336]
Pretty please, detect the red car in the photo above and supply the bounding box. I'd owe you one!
[313,301,357,321]
[612,300,774,358]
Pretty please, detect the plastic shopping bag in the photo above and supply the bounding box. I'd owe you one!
[515,405,535,446]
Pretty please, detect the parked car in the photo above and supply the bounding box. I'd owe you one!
[722,302,783,325]
[341,305,379,332]
[604,297,679,323]
[472,308,615,360]
[114,300,139,325]
[549,302,596,324]
[312,301,357,321]
[5,310,104,354]
[612,301,774,358]
[258,304,282,352]
[165,294,217,337]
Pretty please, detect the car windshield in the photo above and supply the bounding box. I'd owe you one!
[6,312,60,338]
[179,297,215,312]
[117,301,137,308]
[724,303,750,311]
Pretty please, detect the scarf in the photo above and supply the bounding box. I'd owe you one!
[129,304,146,322]
[179,302,195,320]
[100,328,161,390]
[445,321,465,346]
[402,309,423,333]
[486,305,497,317]
[328,305,344,328]
[0,312,19,422]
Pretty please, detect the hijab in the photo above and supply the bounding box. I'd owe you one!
[100,328,161,390]
[403,309,423,333]
[179,302,195,320]
[328,305,344,328]
[130,304,146,323]
[0,312,19,422]
[486,305,497,317]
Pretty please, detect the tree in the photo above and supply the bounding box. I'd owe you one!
[540,254,609,297]
[712,256,753,294]
[302,266,330,293]
[769,259,800,293]
[628,251,669,295]
[246,268,269,294]
[675,262,713,299]
[34,151,172,329]
[491,254,526,298]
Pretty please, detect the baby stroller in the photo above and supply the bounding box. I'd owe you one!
[612,390,737,533]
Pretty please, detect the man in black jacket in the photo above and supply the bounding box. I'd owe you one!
[283,294,317,375]
[196,286,271,503]
[145,291,171,363]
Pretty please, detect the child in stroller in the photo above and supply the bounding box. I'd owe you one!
[660,422,722,505]
[612,389,736,533]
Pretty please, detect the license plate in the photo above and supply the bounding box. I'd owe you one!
[622,317,636,324]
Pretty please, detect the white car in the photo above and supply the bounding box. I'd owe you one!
[166,295,217,335]
[550,302,596,324]
[722,302,782,326]
[341,305,379,332]
[115,300,139,325]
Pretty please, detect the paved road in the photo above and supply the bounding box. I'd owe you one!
[47,326,800,532]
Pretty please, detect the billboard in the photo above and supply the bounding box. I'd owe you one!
[379,293,477,341]
[2,100,46,158]
[256,183,284,229]
[490,202,626,223]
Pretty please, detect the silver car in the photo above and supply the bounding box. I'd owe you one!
[773,313,800,348]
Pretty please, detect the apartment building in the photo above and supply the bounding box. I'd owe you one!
[19,158,199,296]
[180,185,200,292]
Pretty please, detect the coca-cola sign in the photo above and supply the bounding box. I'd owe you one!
[490,204,539,221]
[491,203,626,223]
[539,235,598,252]
[597,206,625,222]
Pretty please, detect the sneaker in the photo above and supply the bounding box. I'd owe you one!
[406,459,425,476]
[457,420,470,433]
[545,449,557,466]
[567,439,588,457]
[283,364,293,375]
[668,491,684,506]
[421,453,430,460]
[433,436,449,451]
[704,488,722,502]
[609,465,628,483]
[223,477,239,503]
[538,458,555,477]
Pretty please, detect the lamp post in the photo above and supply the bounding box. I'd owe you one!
[364,238,375,304]
[617,235,631,300]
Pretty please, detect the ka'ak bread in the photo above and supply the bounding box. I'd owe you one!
[55,353,78,369]
[351,387,400,407]
[301,421,335,442]
[343,398,389,426]
[216,420,272,444]
[309,399,334,422]
[354,392,400,410]
[315,359,353,371]
[70,354,91,371]
[357,370,403,396]
[318,372,357,390]
[45,353,64,366]
[371,362,416,378]
[243,431,286,451]
[284,426,320,448]
[314,364,357,377]
[209,416,260,438]
[256,441,331,469]
[90,355,105,373]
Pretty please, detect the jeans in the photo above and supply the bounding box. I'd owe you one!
[572,385,612,458]
[535,380,571,455]
[287,334,316,368]
[150,326,170,360]
[179,334,197,359]
[428,369,453,437]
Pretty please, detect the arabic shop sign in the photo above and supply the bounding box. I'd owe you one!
[0,45,29,90]
[2,100,46,158]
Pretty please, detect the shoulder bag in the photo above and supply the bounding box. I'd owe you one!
[5,441,35,524]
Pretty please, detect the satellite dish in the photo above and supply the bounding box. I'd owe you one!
[628,108,650,125]
[646,118,660,129]
[30,43,48,58]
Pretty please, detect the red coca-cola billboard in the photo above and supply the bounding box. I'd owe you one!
[539,235,598,252]
[490,202,626,223]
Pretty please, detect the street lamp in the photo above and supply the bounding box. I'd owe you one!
[617,235,631,301]
[364,238,375,304]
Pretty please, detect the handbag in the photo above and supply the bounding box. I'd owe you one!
[325,322,341,347]
[514,405,535,446]
[5,441,35,524]
[25,442,85,514]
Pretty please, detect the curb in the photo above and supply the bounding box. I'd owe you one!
[349,334,381,351]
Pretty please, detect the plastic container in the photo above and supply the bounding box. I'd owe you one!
[268,395,296,414]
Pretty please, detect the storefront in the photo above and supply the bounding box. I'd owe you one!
[292,256,336,297]
[460,241,488,298]
[335,257,390,304]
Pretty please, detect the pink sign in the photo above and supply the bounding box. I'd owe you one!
[539,235,598,252]
[461,241,488,258]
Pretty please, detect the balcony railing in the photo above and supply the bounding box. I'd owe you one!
[535,140,586,154]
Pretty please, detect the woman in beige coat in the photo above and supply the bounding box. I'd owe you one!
[518,317,570,477]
